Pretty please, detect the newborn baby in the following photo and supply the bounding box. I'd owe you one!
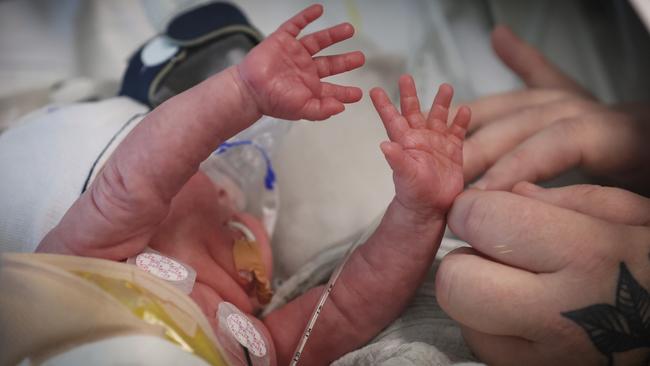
[36,4,470,365]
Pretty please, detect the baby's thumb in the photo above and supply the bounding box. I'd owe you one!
[380,141,408,176]
[491,25,591,97]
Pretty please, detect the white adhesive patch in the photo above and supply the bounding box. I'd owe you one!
[136,252,188,282]
[226,313,267,357]
[141,36,179,66]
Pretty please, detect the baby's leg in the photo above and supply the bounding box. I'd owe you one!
[264,75,471,365]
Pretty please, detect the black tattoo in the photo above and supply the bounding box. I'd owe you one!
[562,263,650,365]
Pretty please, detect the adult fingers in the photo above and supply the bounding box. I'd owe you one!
[314,51,365,78]
[513,183,650,226]
[460,326,599,366]
[370,87,409,141]
[321,82,363,103]
[463,99,593,182]
[492,25,591,96]
[449,105,471,142]
[471,117,583,191]
[462,89,577,133]
[447,189,621,273]
[427,83,453,131]
[473,119,584,190]
[456,25,592,134]
[398,74,426,129]
[278,4,323,37]
[435,247,557,339]
[301,22,355,55]
[473,109,645,190]
[460,327,541,366]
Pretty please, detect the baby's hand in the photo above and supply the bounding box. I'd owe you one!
[371,75,471,217]
[237,4,365,121]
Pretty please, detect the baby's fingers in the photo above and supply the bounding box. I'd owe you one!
[322,82,362,104]
[427,83,454,131]
[278,4,323,37]
[399,75,426,129]
[449,105,471,142]
[300,97,345,121]
[370,87,409,141]
[380,141,413,179]
[314,51,365,78]
[301,22,355,55]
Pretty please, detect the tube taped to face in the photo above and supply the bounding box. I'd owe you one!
[202,116,289,238]
[228,220,273,305]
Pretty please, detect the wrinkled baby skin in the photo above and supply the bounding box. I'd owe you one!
[37,4,470,365]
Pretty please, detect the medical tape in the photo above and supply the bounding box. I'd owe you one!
[228,220,273,305]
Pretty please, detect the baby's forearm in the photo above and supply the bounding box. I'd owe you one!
[37,66,261,257]
[110,66,262,203]
[265,198,446,365]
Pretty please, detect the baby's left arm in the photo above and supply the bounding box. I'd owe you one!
[37,4,365,259]
[265,76,471,364]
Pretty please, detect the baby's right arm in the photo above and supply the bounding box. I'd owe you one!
[264,75,471,364]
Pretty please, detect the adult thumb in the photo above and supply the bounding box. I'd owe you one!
[491,25,591,97]
[512,182,650,226]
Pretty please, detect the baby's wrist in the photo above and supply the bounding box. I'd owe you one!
[390,198,446,233]
[229,65,263,119]
[374,197,447,261]
[37,227,85,257]
[210,65,263,129]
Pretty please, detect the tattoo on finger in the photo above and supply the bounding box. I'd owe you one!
[562,262,650,366]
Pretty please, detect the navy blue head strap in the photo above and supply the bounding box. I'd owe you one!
[119,2,263,108]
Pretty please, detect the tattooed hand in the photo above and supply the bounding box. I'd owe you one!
[436,184,650,365]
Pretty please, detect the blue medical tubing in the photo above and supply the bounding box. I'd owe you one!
[213,140,276,190]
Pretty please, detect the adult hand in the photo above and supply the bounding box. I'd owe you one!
[463,25,650,192]
[436,184,650,365]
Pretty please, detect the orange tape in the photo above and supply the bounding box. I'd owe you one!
[232,237,273,305]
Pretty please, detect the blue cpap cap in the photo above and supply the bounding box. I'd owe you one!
[119,2,264,108]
